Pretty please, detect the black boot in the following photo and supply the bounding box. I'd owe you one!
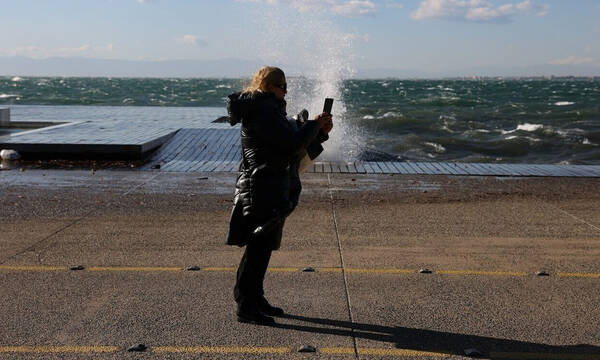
[237,303,275,325]
[258,297,284,317]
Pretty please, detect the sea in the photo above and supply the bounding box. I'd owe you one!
[1,76,599,165]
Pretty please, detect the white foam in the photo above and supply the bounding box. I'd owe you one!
[0,94,18,99]
[382,111,399,118]
[423,142,446,153]
[215,84,232,89]
[505,135,541,143]
[516,123,543,132]
[11,76,23,82]
[362,115,375,120]
[554,101,575,106]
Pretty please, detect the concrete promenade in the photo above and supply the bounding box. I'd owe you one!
[1,169,599,359]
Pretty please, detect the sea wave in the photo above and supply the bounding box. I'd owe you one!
[516,123,544,132]
[554,101,575,106]
[423,142,446,153]
[3,77,600,164]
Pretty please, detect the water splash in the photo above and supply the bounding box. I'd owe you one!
[253,4,362,160]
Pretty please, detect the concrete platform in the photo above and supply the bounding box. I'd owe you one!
[0,107,227,159]
[0,121,178,158]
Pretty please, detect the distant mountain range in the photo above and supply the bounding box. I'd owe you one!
[0,56,598,78]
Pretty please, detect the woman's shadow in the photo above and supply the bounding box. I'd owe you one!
[270,313,599,359]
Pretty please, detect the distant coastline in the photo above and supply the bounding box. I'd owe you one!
[2,75,599,81]
[1,56,599,79]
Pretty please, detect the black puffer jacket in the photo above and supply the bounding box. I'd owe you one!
[225,91,328,250]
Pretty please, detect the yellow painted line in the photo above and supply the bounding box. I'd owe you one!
[0,265,68,271]
[491,352,599,359]
[87,266,181,272]
[0,346,596,358]
[0,346,118,353]
[153,346,290,354]
[202,267,236,271]
[321,347,452,357]
[320,347,355,354]
[318,267,343,273]
[267,267,300,272]
[437,270,528,277]
[1,265,598,279]
[345,268,413,274]
[557,272,600,278]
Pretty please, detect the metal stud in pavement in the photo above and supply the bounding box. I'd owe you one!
[186,266,201,271]
[298,345,316,353]
[302,267,315,272]
[419,268,432,274]
[127,344,147,352]
[536,270,550,276]
[464,348,483,357]
[70,265,85,271]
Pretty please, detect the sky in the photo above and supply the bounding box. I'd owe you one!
[1,0,599,77]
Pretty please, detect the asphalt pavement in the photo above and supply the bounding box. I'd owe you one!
[1,169,599,359]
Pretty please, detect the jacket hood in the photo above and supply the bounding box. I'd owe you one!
[227,91,285,126]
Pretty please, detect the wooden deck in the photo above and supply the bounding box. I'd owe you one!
[145,127,600,177]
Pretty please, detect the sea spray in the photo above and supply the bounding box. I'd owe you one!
[252,4,362,160]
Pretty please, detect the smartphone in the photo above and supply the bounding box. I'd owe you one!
[323,98,334,114]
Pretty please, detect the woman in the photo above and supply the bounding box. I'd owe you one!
[225,66,332,325]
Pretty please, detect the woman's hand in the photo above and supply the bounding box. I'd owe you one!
[315,113,333,132]
[322,118,333,134]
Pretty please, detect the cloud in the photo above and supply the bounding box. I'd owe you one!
[548,56,599,66]
[385,1,404,9]
[332,0,376,15]
[0,44,114,58]
[411,0,549,22]
[516,0,548,16]
[237,0,377,16]
[176,35,208,47]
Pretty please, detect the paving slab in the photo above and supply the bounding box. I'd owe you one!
[3,169,159,192]
[0,170,162,264]
[333,199,600,272]
[346,274,600,359]
[3,192,340,268]
[544,199,600,231]
[0,270,354,360]
[327,174,600,273]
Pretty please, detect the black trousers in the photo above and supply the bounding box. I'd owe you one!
[234,241,272,308]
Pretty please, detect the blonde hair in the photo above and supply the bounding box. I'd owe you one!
[243,66,285,94]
